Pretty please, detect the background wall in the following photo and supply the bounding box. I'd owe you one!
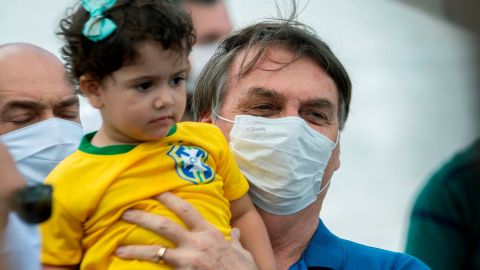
[1,0,478,251]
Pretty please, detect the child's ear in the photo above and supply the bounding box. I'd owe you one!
[79,75,104,109]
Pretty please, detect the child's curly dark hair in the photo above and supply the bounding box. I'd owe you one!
[59,0,196,88]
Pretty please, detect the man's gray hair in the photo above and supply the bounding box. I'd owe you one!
[191,18,352,130]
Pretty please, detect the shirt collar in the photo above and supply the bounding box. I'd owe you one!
[290,219,344,270]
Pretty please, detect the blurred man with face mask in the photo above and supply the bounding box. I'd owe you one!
[181,0,233,93]
[175,0,234,121]
[0,43,83,270]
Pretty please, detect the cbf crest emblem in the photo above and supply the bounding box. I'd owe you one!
[167,145,215,184]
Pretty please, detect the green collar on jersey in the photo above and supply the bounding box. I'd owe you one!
[79,124,178,155]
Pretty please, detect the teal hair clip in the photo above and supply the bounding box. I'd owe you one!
[81,0,117,42]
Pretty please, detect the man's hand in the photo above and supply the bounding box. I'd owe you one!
[115,192,258,270]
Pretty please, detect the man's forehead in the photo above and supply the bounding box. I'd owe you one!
[229,46,338,103]
[0,77,74,98]
[0,57,73,100]
[0,89,77,106]
[0,69,75,106]
[230,45,294,75]
[0,44,67,79]
[0,60,65,84]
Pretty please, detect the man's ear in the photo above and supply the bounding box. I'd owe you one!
[79,75,104,109]
[333,142,341,172]
[199,112,212,123]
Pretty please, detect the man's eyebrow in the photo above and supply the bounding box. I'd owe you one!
[54,96,79,108]
[301,99,337,115]
[302,99,335,109]
[246,86,284,100]
[1,100,43,115]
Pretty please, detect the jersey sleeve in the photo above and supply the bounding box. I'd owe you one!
[41,177,84,266]
[211,126,249,201]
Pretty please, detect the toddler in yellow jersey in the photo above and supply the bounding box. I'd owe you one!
[40,1,276,269]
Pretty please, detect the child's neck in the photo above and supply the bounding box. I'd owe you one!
[91,128,141,147]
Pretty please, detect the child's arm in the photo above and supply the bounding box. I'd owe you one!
[230,194,277,270]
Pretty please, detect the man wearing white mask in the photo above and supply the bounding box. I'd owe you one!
[115,19,429,269]
[0,43,84,270]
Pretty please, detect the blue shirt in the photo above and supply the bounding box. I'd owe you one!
[289,219,430,270]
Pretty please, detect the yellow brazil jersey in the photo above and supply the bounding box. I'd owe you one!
[40,122,249,270]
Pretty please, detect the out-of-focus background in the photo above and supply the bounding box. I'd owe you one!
[1,0,478,251]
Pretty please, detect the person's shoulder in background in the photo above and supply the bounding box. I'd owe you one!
[405,139,480,270]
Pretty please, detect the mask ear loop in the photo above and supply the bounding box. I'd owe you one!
[318,178,331,196]
[320,130,339,194]
[214,113,235,124]
[333,130,340,146]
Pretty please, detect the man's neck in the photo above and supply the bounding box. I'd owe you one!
[259,200,323,270]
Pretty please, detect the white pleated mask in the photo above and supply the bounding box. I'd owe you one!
[216,114,338,215]
[0,118,83,184]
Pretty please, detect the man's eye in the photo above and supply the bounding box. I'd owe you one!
[245,104,278,117]
[251,104,274,111]
[135,81,153,92]
[56,111,79,120]
[8,115,35,125]
[302,111,330,125]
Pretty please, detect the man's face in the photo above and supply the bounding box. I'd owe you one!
[0,50,79,135]
[202,45,341,185]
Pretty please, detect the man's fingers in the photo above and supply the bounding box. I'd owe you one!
[230,227,247,251]
[115,244,206,269]
[115,245,169,263]
[230,227,241,240]
[230,228,246,251]
[121,209,189,244]
[154,192,210,231]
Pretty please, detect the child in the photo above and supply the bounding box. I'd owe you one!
[40,0,276,269]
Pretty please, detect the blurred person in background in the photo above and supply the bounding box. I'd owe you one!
[179,0,233,120]
[405,3,480,268]
[0,43,83,270]
[405,138,480,269]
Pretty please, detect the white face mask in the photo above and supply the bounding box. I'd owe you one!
[187,42,219,94]
[0,118,83,184]
[216,114,338,215]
